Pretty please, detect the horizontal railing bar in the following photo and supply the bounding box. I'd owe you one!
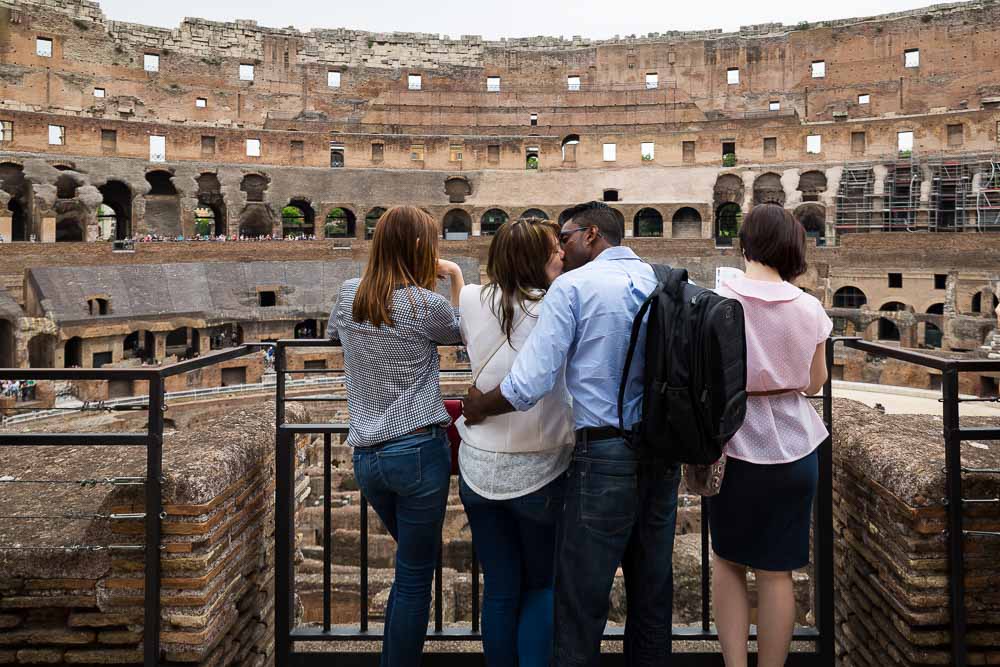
[278,424,351,434]
[956,427,1000,441]
[280,368,345,375]
[964,530,1000,537]
[281,397,344,402]
[839,338,954,371]
[289,625,820,642]
[159,344,269,378]
[962,467,1000,474]
[277,339,341,348]
[0,433,151,446]
[287,653,824,667]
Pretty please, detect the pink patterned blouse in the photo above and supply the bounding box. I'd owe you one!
[717,275,833,464]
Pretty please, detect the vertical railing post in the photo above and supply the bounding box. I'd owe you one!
[274,343,294,662]
[814,338,836,664]
[700,497,711,634]
[144,374,164,667]
[942,367,968,667]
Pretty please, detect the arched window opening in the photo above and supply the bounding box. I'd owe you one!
[519,208,549,221]
[671,207,702,239]
[561,135,580,162]
[64,337,83,368]
[833,287,867,309]
[443,209,472,240]
[634,208,662,237]
[715,203,742,246]
[480,209,508,236]
[325,207,357,238]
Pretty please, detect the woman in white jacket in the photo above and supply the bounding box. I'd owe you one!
[455,218,574,667]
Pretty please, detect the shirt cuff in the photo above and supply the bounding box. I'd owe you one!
[500,375,535,412]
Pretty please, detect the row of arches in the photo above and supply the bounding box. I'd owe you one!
[438,206,703,238]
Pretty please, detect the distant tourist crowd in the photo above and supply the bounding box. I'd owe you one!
[1,380,37,403]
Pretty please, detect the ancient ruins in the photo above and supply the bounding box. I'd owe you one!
[1,0,999,664]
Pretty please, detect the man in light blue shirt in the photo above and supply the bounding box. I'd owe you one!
[464,201,682,666]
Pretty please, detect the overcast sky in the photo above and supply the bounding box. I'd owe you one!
[96,0,933,39]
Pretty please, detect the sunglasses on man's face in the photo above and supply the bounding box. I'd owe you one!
[558,227,586,246]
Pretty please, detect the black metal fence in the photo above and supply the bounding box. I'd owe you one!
[826,337,1000,667]
[274,338,837,666]
[0,344,268,666]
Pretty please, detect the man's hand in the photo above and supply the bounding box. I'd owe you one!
[462,386,487,425]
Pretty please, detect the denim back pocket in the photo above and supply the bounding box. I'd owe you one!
[579,469,638,538]
[376,447,422,496]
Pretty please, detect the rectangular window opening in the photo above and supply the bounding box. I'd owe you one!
[101,129,117,153]
[258,291,277,307]
[641,142,655,161]
[94,88,106,98]
[290,140,304,160]
[934,274,947,290]
[487,76,501,92]
[328,71,341,88]
[239,64,255,81]
[0,120,14,143]
[904,49,920,68]
[888,273,903,288]
[811,60,826,78]
[246,138,261,157]
[567,75,581,91]
[722,141,736,157]
[408,74,422,90]
[48,124,65,146]
[763,137,777,157]
[851,131,866,155]
[36,37,53,57]
[769,100,780,111]
[530,113,538,126]
[487,144,500,163]
[727,68,740,85]
[143,54,160,72]
[858,93,871,105]
[149,134,165,162]
[682,141,695,163]
[947,124,964,147]
[897,131,914,154]
[602,143,617,162]
[195,97,207,108]
[645,73,658,89]
[806,134,822,154]
[201,135,216,157]
[450,144,464,162]
[371,143,384,162]
[410,143,425,161]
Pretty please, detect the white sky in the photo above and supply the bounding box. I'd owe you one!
[96,0,933,39]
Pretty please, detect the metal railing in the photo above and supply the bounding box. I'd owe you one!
[275,339,837,666]
[824,337,1000,667]
[0,344,269,666]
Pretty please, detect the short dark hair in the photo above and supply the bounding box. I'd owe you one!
[738,203,807,281]
[562,201,623,246]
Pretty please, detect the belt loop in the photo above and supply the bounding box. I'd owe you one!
[580,429,588,454]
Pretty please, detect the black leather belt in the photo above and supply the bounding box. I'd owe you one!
[575,426,627,444]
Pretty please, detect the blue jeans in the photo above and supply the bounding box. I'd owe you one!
[352,428,451,667]
[553,436,682,667]
[459,473,566,667]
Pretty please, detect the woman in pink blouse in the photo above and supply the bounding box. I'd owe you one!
[710,204,833,667]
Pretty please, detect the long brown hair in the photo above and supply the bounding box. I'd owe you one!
[483,218,560,343]
[353,206,440,327]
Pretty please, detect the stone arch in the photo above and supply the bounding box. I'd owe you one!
[633,208,663,237]
[0,318,14,368]
[925,303,945,348]
[360,207,381,239]
[877,301,908,341]
[971,291,999,314]
[55,173,80,200]
[238,204,274,237]
[798,170,827,202]
[282,199,315,238]
[795,202,827,246]
[519,208,549,221]
[64,336,83,368]
[294,319,319,339]
[98,181,133,240]
[480,208,508,236]
[240,173,269,202]
[195,173,226,236]
[144,170,181,236]
[715,203,742,246]
[753,172,785,205]
[1,162,31,241]
[326,207,357,238]
[27,333,56,368]
[671,207,702,239]
[833,286,867,309]
[443,209,472,239]
[444,176,472,203]
[55,218,85,242]
[561,134,580,162]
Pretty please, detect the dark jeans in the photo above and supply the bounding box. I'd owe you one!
[553,436,682,667]
[459,473,566,667]
[352,428,451,667]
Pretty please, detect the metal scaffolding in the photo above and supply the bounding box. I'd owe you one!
[834,166,877,232]
[976,155,1000,231]
[929,157,974,232]
[884,157,924,231]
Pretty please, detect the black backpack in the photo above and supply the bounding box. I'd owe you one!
[617,265,748,465]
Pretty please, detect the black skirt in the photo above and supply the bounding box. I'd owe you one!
[707,449,818,571]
